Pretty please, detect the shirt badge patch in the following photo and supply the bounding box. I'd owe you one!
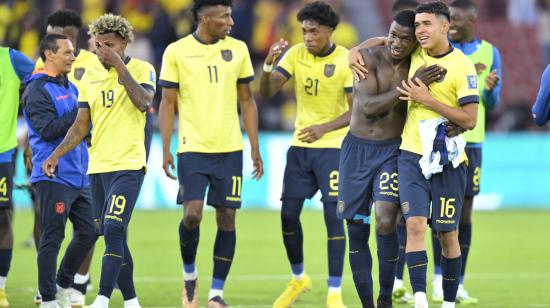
[74,68,85,81]
[221,49,233,62]
[467,75,478,89]
[55,202,65,215]
[324,64,336,77]
[150,70,156,82]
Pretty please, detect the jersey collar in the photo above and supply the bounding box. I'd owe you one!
[427,44,454,59]
[192,32,219,45]
[315,43,336,58]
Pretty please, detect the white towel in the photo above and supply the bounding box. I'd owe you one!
[418,118,466,179]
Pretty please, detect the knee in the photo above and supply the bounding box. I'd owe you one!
[375,216,395,235]
[406,219,426,240]
[183,211,202,229]
[281,207,299,224]
[0,208,12,228]
[74,229,98,247]
[216,208,235,231]
[103,223,125,242]
[437,230,458,249]
[459,197,473,224]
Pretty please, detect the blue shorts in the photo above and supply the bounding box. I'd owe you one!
[465,146,482,197]
[337,133,400,221]
[90,169,145,234]
[281,146,340,203]
[0,162,14,208]
[177,151,243,208]
[398,150,467,232]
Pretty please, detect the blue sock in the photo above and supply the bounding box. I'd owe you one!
[376,232,399,301]
[395,223,407,280]
[328,276,342,288]
[323,202,345,281]
[441,255,462,302]
[347,223,374,308]
[0,249,12,277]
[117,240,136,300]
[432,231,442,275]
[281,199,304,266]
[406,251,428,294]
[212,230,236,285]
[184,263,196,274]
[99,224,125,298]
[459,224,472,283]
[179,221,200,268]
[211,278,225,291]
[291,263,304,276]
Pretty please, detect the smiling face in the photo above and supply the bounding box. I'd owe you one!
[449,6,475,42]
[415,12,449,51]
[202,5,234,40]
[387,21,417,60]
[46,38,75,75]
[301,20,333,55]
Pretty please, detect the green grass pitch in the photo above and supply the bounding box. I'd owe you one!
[7,209,550,307]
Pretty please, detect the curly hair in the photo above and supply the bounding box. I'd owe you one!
[191,0,233,21]
[47,9,82,28]
[88,13,134,42]
[297,1,340,29]
[416,1,451,22]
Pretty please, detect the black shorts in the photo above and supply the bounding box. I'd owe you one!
[337,133,400,221]
[177,151,243,208]
[465,146,482,197]
[90,169,145,234]
[281,146,340,203]
[398,150,467,232]
[0,162,14,208]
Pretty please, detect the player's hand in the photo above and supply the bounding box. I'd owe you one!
[251,148,263,180]
[42,155,58,178]
[397,77,433,106]
[444,121,466,137]
[265,38,289,65]
[24,146,33,171]
[474,62,487,75]
[485,69,499,90]
[162,151,177,180]
[298,124,327,143]
[95,41,123,69]
[349,47,368,81]
[412,64,446,86]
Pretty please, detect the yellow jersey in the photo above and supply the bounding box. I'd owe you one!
[78,57,156,174]
[401,47,479,161]
[159,34,255,153]
[276,43,352,148]
[36,48,103,92]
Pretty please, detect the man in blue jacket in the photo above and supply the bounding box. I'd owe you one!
[22,33,97,308]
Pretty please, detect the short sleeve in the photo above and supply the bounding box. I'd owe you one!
[78,78,88,103]
[275,45,297,79]
[158,44,179,88]
[343,67,353,93]
[457,60,480,105]
[137,62,157,93]
[9,48,34,80]
[237,42,255,83]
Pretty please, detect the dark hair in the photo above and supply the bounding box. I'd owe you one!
[415,1,451,22]
[297,1,340,29]
[392,0,420,14]
[191,0,233,21]
[393,9,416,28]
[39,33,68,61]
[46,9,82,28]
[450,0,476,10]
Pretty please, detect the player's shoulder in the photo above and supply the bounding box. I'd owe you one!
[128,57,154,71]
[165,35,194,53]
[75,49,102,67]
[220,36,250,52]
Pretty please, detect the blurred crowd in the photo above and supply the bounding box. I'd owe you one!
[2,0,549,131]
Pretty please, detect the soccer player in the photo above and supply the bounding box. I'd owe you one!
[395,2,478,307]
[23,33,98,308]
[158,0,263,307]
[34,9,104,305]
[43,14,156,308]
[340,10,447,308]
[0,45,33,307]
[430,0,502,303]
[532,64,550,125]
[259,2,351,307]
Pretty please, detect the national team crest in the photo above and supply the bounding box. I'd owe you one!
[74,68,85,81]
[337,201,345,214]
[401,201,410,215]
[435,70,447,83]
[324,64,336,77]
[221,49,233,62]
[55,202,65,215]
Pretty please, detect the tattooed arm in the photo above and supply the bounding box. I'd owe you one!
[43,107,91,177]
[113,61,154,112]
